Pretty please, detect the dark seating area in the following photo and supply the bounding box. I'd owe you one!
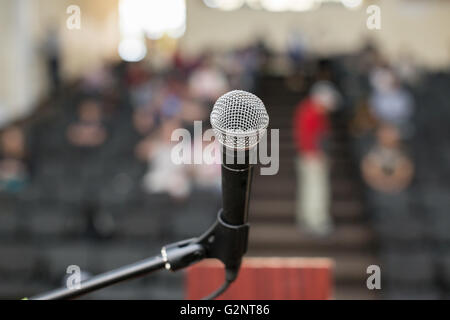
[343,60,450,298]
[0,57,243,299]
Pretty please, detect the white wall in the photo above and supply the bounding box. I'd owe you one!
[0,0,37,125]
[1,0,449,125]
[0,0,120,126]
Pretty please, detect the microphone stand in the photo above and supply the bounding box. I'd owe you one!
[30,209,249,300]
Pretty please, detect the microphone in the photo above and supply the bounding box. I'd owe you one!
[211,90,269,225]
[208,90,269,281]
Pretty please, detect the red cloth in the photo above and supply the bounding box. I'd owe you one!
[293,98,329,154]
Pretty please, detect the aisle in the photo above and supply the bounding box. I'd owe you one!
[247,75,377,299]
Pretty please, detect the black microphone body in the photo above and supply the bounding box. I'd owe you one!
[221,149,254,226]
[201,148,254,283]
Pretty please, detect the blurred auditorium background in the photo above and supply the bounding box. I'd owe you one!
[0,0,450,300]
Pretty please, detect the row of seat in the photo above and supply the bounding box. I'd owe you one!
[354,70,450,299]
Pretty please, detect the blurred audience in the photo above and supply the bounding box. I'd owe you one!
[188,53,229,105]
[142,118,191,200]
[0,126,28,193]
[2,34,448,299]
[350,99,378,138]
[369,66,415,138]
[66,99,107,148]
[190,135,221,194]
[361,124,414,194]
[342,43,450,298]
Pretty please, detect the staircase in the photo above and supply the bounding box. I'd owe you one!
[247,75,377,299]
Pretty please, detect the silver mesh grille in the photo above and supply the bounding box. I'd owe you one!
[210,90,269,150]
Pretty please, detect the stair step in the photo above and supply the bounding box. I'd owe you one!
[248,223,373,252]
[267,142,348,156]
[251,178,362,201]
[250,199,365,222]
[256,155,353,167]
[251,75,375,300]
[276,130,349,142]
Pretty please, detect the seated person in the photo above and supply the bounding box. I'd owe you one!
[190,135,221,194]
[66,99,107,147]
[0,125,28,192]
[350,99,379,138]
[140,118,191,201]
[361,124,414,194]
[369,67,414,138]
[133,106,157,137]
[188,54,229,106]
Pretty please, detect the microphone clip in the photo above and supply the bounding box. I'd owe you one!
[161,209,250,279]
[197,209,250,272]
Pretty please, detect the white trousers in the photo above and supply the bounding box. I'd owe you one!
[296,156,331,233]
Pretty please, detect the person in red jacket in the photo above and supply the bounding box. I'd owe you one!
[293,81,340,236]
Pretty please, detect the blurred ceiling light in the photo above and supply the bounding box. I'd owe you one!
[320,0,340,3]
[167,23,187,39]
[119,0,143,37]
[204,0,359,12]
[246,0,263,10]
[203,0,219,8]
[119,0,186,40]
[118,38,147,62]
[203,0,245,10]
[289,0,320,12]
[260,0,291,12]
[142,0,186,39]
[260,0,320,12]
[219,0,245,11]
[341,0,363,9]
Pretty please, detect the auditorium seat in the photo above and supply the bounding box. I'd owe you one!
[95,243,159,270]
[0,194,18,239]
[439,252,450,291]
[372,216,426,245]
[44,242,92,283]
[21,203,86,239]
[170,190,220,239]
[0,244,38,279]
[383,286,440,300]
[114,210,163,239]
[84,272,183,300]
[379,248,435,286]
[0,280,51,300]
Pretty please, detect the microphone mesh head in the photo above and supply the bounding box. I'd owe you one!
[210,90,269,150]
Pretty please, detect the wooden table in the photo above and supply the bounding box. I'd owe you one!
[186,257,334,300]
